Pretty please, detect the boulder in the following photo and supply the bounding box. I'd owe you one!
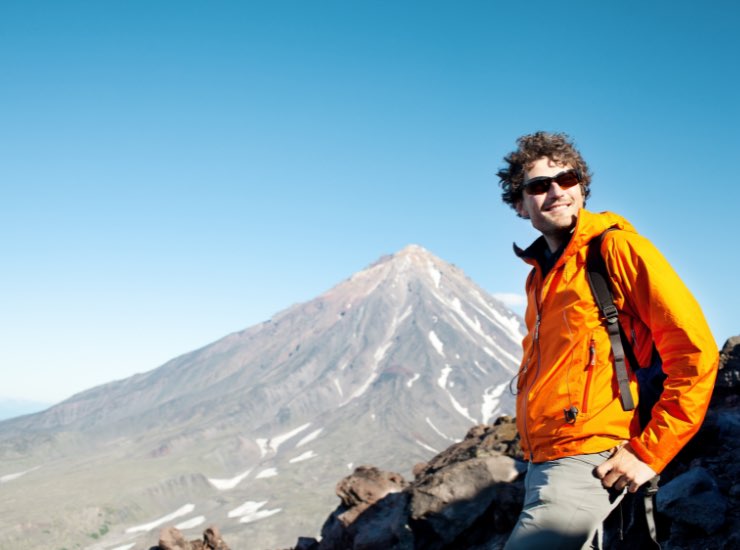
[154,525,230,550]
[657,467,727,535]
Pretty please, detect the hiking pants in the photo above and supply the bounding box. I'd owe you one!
[503,451,625,550]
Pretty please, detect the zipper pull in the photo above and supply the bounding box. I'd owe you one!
[588,339,596,367]
[534,314,541,342]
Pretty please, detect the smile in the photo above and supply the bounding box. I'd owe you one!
[545,203,571,211]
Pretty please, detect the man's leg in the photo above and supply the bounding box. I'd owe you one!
[504,452,624,550]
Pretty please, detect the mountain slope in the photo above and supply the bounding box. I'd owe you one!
[0,244,524,549]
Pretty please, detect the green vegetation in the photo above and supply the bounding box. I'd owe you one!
[88,523,109,539]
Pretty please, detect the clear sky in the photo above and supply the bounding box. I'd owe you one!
[2,1,738,404]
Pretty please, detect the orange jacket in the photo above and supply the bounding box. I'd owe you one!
[514,209,718,473]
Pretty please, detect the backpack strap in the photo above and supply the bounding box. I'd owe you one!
[586,228,636,411]
[587,229,662,549]
[643,476,661,548]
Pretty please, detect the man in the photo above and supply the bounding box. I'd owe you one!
[497,131,718,549]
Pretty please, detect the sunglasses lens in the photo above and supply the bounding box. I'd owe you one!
[556,171,580,189]
[525,180,550,195]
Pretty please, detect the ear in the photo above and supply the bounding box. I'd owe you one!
[515,199,530,219]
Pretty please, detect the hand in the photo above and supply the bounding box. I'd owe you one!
[594,442,657,493]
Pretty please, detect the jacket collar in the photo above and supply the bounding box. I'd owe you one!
[514,209,636,269]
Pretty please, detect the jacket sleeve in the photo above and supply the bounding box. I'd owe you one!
[603,231,719,473]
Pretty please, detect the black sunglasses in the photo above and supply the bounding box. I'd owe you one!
[523,169,581,195]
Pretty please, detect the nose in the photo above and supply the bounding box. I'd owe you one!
[547,181,566,198]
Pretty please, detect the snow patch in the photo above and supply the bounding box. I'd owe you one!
[341,305,407,406]
[447,391,477,424]
[344,371,378,403]
[296,428,323,447]
[398,306,413,324]
[437,365,452,389]
[426,417,459,442]
[428,261,442,288]
[126,504,195,533]
[407,373,420,388]
[333,378,343,397]
[474,290,525,343]
[229,501,266,518]
[111,545,136,550]
[228,500,282,524]
[255,468,278,479]
[256,438,269,458]
[437,365,477,423]
[264,423,312,453]
[176,516,206,529]
[374,341,392,362]
[241,507,281,524]
[448,296,520,368]
[0,466,39,483]
[429,331,445,358]
[208,468,252,491]
[416,440,439,454]
[481,382,509,424]
[289,450,317,463]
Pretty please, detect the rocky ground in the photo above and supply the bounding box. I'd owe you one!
[151,336,740,550]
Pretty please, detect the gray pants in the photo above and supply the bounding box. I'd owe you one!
[504,451,625,550]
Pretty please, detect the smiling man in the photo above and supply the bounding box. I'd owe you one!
[497,132,718,549]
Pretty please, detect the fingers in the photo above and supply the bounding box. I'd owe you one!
[594,445,656,493]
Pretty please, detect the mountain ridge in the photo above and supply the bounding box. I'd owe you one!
[0,244,525,549]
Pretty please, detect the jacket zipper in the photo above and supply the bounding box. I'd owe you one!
[522,310,542,461]
[582,338,596,414]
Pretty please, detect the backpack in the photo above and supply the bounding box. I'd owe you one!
[586,228,667,427]
[586,228,666,549]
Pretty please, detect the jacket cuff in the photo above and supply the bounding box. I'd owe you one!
[629,437,670,474]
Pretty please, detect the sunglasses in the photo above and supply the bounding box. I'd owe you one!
[523,169,581,195]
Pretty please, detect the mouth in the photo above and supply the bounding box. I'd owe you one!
[544,202,571,212]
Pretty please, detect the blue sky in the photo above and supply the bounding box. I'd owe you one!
[1,1,738,404]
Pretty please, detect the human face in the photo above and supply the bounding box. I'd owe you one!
[515,157,585,251]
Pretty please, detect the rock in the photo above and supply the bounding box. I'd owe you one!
[293,537,320,550]
[346,491,413,550]
[657,467,728,535]
[712,336,740,406]
[333,465,408,526]
[317,466,409,549]
[155,526,230,550]
[158,527,191,550]
[410,458,524,549]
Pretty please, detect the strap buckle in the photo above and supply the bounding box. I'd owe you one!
[644,476,660,496]
[602,304,619,320]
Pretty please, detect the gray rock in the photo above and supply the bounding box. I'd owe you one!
[409,432,524,549]
[318,466,409,549]
[348,492,413,550]
[657,467,728,535]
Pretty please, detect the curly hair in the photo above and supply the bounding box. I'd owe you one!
[497,131,592,212]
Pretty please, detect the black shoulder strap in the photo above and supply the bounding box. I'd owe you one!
[586,228,637,412]
[588,231,662,549]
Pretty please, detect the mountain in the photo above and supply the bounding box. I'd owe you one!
[0,244,524,550]
[0,397,51,421]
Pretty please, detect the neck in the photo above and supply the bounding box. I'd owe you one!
[544,230,570,253]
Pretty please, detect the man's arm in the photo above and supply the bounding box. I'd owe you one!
[603,231,719,474]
